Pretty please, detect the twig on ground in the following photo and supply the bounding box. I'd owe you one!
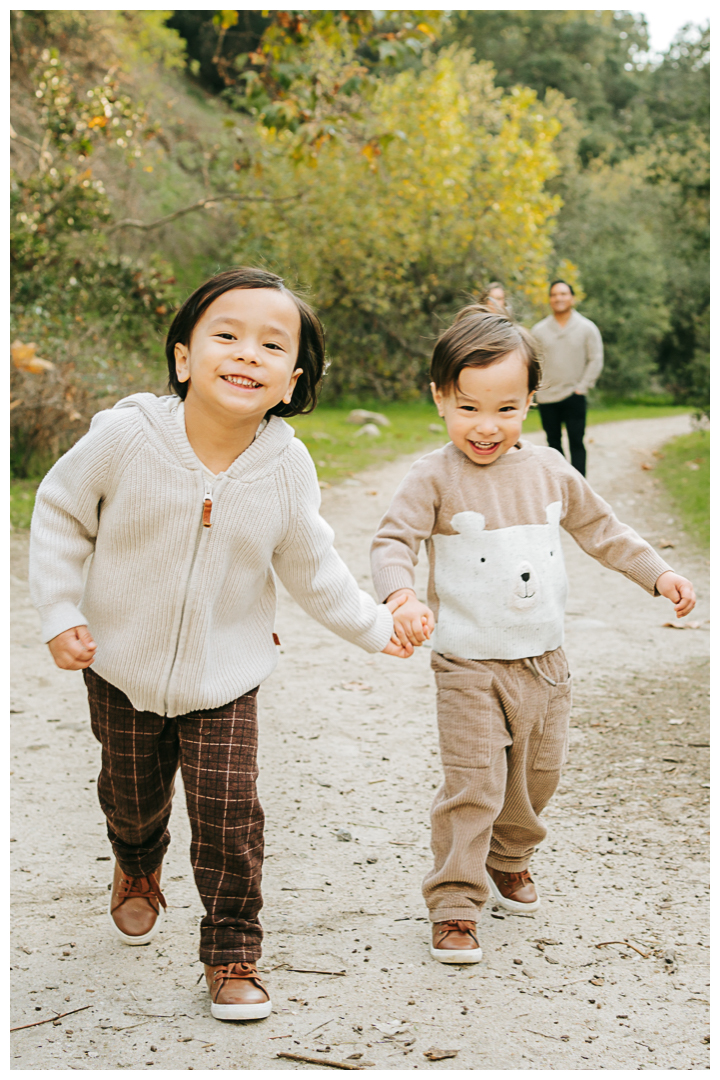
[287,968,346,976]
[525,1028,567,1041]
[10,1004,92,1032]
[268,1033,293,1040]
[595,940,651,958]
[277,1051,364,1069]
[305,1017,335,1036]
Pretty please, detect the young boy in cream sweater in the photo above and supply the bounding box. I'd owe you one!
[371,306,695,963]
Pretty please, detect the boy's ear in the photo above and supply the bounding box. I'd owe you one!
[522,392,535,419]
[430,382,445,417]
[282,367,303,404]
[175,343,190,383]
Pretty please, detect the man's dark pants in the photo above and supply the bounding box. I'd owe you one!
[84,667,264,965]
[537,393,587,476]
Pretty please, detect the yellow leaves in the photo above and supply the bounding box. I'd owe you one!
[11,341,55,373]
[87,115,107,129]
[213,10,239,31]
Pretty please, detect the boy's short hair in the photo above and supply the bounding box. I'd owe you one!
[430,304,542,395]
[165,267,325,417]
[549,278,575,295]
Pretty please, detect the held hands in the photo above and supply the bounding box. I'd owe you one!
[48,625,97,670]
[655,571,696,619]
[382,588,435,656]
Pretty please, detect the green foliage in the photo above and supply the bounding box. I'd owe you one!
[654,431,709,548]
[11,47,180,477]
[236,49,563,398]
[167,10,445,156]
[447,10,652,162]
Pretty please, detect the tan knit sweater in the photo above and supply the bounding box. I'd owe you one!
[30,393,393,716]
[371,440,672,661]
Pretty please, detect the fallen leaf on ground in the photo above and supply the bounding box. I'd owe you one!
[341,681,373,692]
[11,340,55,372]
[640,462,654,470]
[662,621,702,630]
[589,977,605,986]
[424,1047,459,1061]
[658,538,676,548]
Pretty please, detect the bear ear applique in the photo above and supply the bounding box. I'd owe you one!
[448,510,487,537]
[545,501,562,527]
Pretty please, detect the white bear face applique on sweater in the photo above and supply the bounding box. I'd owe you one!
[431,501,567,660]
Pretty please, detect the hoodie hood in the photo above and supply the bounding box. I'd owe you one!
[110,392,295,481]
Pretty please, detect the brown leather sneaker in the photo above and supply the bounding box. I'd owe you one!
[486,865,541,912]
[205,962,272,1020]
[108,861,167,945]
[429,920,483,964]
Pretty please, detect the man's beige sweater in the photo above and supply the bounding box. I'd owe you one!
[29,393,393,716]
[371,441,672,661]
[531,309,604,403]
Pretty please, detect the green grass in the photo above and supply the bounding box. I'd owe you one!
[10,480,39,530]
[9,400,691,528]
[653,430,710,548]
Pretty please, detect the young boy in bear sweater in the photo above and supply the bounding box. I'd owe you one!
[371,306,695,963]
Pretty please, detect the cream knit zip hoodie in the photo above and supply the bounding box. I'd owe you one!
[30,393,393,716]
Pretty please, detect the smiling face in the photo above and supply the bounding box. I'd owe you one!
[174,287,303,424]
[431,350,534,466]
[549,281,575,316]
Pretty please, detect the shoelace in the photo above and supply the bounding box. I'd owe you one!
[495,870,533,886]
[114,871,167,913]
[435,920,479,947]
[212,962,259,984]
[211,962,267,1003]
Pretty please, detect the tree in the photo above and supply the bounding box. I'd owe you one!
[235,49,564,398]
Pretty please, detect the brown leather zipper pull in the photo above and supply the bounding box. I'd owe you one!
[272,633,281,646]
[202,498,212,528]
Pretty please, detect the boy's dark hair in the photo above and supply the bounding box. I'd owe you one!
[430,304,542,395]
[549,278,575,295]
[165,267,325,417]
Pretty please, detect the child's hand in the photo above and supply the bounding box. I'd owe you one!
[655,571,696,618]
[386,589,435,648]
[382,636,414,658]
[48,625,97,670]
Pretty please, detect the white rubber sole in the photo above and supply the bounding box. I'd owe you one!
[107,894,162,946]
[429,943,483,964]
[211,999,272,1021]
[486,870,541,913]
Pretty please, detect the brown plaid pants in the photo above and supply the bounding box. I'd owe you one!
[84,667,264,965]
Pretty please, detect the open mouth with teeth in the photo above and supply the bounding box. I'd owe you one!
[469,439,501,455]
[222,374,263,389]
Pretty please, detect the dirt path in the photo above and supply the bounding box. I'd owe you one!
[11,415,709,1071]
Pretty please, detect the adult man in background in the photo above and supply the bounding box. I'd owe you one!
[532,280,603,476]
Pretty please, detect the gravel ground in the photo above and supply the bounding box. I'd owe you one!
[11,414,709,1071]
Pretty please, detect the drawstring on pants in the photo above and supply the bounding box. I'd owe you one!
[523,656,557,686]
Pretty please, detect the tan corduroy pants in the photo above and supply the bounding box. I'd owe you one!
[423,648,571,923]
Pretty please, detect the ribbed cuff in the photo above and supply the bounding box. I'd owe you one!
[356,603,395,653]
[37,601,89,644]
[627,550,674,595]
[429,904,485,922]
[373,566,416,603]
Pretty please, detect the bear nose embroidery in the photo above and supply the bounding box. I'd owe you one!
[521,572,530,582]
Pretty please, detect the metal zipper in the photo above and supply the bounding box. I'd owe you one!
[163,476,214,714]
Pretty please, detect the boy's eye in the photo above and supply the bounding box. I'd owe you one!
[216,332,235,340]
[459,405,476,412]
[264,342,285,351]
[499,405,518,413]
